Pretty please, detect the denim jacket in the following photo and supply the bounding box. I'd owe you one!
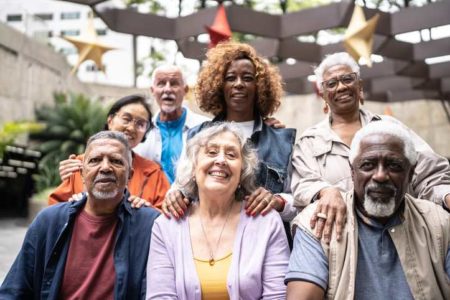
[0,191,159,300]
[187,114,297,221]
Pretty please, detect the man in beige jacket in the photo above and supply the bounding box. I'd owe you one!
[286,120,450,300]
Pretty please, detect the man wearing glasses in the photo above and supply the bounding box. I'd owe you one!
[133,65,210,183]
[290,52,450,244]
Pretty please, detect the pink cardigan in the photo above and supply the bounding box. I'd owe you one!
[146,206,290,299]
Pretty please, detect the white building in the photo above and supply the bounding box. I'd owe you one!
[0,0,198,88]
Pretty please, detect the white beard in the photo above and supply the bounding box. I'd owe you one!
[92,189,120,201]
[363,184,397,218]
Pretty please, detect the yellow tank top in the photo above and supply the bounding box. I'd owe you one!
[194,253,232,300]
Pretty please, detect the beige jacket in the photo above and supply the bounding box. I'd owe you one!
[292,192,450,300]
[291,109,450,207]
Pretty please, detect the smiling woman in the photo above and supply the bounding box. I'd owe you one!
[146,123,290,299]
[48,94,170,210]
[163,42,298,245]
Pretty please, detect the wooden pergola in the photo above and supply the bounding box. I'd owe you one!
[58,0,450,107]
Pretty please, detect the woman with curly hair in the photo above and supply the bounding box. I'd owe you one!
[164,41,297,237]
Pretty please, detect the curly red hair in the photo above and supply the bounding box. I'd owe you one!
[195,41,283,118]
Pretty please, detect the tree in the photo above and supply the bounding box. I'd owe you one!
[31,92,107,191]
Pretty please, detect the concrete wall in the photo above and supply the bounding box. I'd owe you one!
[0,21,145,123]
[274,94,450,158]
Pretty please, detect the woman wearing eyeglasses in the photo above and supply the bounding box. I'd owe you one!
[48,94,170,209]
[290,52,450,244]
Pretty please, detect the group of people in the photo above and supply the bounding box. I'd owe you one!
[1,41,449,300]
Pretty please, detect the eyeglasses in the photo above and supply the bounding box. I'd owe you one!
[321,72,358,91]
[114,113,150,132]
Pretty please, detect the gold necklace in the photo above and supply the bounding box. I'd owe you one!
[199,202,234,266]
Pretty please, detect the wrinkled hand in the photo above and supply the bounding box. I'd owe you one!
[161,189,190,219]
[68,192,85,202]
[245,187,283,216]
[264,117,286,129]
[59,154,82,181]
[128,195,150,209]
[310,187,347,244]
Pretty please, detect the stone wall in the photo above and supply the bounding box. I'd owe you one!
[275,94,450,158]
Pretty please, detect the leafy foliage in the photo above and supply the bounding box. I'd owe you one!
[31,92,108,191]
[0,122,44,159]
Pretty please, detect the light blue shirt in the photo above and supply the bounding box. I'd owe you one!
[156,108,186,183]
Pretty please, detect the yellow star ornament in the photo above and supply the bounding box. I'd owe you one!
[343,5,379,67]
[63,16,116,74]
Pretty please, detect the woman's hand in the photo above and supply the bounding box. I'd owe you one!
[245,187,284,216]
[128,195,151,208]
[68,192,85,202]
[264,117,286,129]
[310,187,347,244]
[161,189,190,219]
[59,154,82,181]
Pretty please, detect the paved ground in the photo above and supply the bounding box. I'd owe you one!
[0,218,28,283]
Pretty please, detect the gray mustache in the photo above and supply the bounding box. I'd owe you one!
[94,174,116,183]
[365,182,396,193]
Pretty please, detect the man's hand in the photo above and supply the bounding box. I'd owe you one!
[128,195,151,209]
[59,154,82,181]
[310,187,347,244]
[264,117,286,129]
[161,189,190,219]
[245,187,283,216]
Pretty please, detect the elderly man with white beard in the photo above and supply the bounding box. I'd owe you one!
[285,120,450,300]
[0,131,159,299]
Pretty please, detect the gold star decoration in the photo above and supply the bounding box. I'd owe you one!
[62,15,116,74]
[343,5,379,67]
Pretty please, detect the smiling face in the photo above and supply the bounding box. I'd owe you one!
[151,67,188,121]
[321,64,362,115]
[194,131,243,196]
[106,103,149,148]
[352,134,413,221]
[82,138,132,203]
[223,59,257,122]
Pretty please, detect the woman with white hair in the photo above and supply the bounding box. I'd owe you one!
[146,123,290,299]
[291,52,450,244]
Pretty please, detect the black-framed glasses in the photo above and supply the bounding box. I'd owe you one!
[321,72,358,91]
[114,112,150,132]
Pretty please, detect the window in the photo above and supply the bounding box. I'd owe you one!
[60,47,77,55]
[96,29,107,36]
[34,13,53,21]
[61,30,80,36]
[61,12,80,20]
[7,14,22,22]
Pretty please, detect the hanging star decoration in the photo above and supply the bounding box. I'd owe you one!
[206,4,232,48]
[343,5,379,67]
[62,14,116,74]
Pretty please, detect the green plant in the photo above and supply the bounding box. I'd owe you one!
[0,122,44,159]
[31,92,108,191]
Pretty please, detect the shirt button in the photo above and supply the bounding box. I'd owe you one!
[390,229,395,233]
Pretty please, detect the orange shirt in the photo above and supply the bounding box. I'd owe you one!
[48,152,169,210]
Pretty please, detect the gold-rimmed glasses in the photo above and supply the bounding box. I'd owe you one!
[114,112,150,132]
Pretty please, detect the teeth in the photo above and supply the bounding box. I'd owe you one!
[209,171,227,178]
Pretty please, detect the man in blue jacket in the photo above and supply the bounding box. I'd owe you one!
[0,131,159,299]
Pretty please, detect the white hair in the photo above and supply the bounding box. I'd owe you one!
[314,52,360,91]
[151,64,186,86]
[349,120,418,165]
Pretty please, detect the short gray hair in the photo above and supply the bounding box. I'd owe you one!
[86,131,133,167]
[175,122,258,201]
[151,64,186,86]
[349,120,418,165]
[314,52,360,91]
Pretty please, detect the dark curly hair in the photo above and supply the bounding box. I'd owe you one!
[195,41,283,118]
